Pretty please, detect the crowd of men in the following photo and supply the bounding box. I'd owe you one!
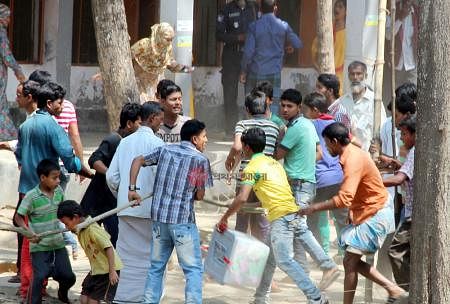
[2,0,419,303]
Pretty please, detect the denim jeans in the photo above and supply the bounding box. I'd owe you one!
[254,213,336,303]
[290,181,316,273]
[143,222,202,304]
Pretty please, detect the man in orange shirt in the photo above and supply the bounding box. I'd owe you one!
[300,122,407,304]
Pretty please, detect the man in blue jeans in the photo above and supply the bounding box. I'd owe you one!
[274,89,326,275]
[128,119,213,304]
[218,128,338,304]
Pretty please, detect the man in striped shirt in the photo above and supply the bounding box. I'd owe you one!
[129,119,213,304]
[315,73,352,131]
[225,90,280,242]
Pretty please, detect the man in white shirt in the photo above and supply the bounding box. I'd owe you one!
[338,61,386,151]
[386,0,418,86]
[106,101,165,303]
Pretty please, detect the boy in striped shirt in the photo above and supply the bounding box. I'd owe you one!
[14,159,76,304]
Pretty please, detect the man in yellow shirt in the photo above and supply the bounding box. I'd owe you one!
[218,128,339,304]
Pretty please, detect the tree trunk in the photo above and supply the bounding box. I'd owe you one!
[316,0,335,73]
[410,0,450,303]
[91,0,139,130]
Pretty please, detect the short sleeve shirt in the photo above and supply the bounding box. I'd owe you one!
[399,147,414,218]
[77,220,123,275]
[156,115,190,143]
[242,154,298,222]
[234,117,279,171]
[17,186,66,252]
[54,100,78,134]
[280,116,319,182]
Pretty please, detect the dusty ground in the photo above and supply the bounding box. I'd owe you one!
[0,133,393,303]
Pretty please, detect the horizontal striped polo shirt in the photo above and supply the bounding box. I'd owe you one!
[17,186,66,252]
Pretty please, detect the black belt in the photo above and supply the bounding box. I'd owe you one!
[288,179,306,186]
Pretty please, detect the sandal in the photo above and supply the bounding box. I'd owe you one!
[386,292,409,304]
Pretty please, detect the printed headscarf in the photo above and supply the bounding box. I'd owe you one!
[131,22,175,75]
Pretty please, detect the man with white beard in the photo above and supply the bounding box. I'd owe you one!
[338,61,386,151]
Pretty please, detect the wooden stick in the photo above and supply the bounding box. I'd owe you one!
[37,193,154,238]
[0,222,34,238]
[201,198,267,215]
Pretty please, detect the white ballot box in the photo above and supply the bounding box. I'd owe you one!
[204,228,270,288]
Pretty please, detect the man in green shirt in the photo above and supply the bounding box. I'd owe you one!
[274,88,322,273]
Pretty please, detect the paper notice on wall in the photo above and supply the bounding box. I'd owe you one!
[177,20,193,32]
[177,35,192,48]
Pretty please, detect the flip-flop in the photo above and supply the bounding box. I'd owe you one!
[386,292,409,304]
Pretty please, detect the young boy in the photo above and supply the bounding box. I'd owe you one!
[14,159,75,304]
[57,200,123,303]
[302,92,347,258]
[382,115,416,292]
[218,128,336,304]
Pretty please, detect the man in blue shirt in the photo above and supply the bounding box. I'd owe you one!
[217,0,258,136]
[240,0,302,115]
[15,82,92,195]
[128,119,213,304]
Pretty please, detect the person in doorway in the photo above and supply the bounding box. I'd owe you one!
[240,0,302,116]
[217,0,259,135]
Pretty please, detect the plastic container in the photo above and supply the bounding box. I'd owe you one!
[204,228,270,288]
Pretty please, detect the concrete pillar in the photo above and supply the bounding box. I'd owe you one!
[160,0,194,117]
[55,0,74,95]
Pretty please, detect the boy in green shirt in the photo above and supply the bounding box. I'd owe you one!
[58,200,123,304]
[218,128,338,304]
[14,159,75,304]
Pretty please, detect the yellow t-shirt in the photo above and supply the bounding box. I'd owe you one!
[241,154,299,222]
[77,219,123,275]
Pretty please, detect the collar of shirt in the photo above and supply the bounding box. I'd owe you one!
[318,113,334,120]
[251,152,264,160]
[137,125,155,135]
[180,141,199,152]
[287,115,302,127]
[328,99,341,111]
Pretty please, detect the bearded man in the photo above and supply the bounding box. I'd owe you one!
[337,61,386,151]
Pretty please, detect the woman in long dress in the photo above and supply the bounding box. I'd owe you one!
[131,22,192,103]
[0,4,25,140]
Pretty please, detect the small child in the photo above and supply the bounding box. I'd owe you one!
[57,200,123,304]
[14,159,75,304]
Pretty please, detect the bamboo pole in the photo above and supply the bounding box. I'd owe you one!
[372,0,388,160]
[390,0,397,159]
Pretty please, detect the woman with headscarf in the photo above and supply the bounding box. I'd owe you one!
[0,4,25,140]
[131,22,193,103]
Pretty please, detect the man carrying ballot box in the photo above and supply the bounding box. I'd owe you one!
[217,127,339,304]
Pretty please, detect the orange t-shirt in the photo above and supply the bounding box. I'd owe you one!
[332,144,388,224]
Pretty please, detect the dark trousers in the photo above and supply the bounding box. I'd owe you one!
[222,68,240,134]
[388,218,411,291]
[235,213,270,243]
[103,214,119,248]
[13,193,25,273]
[29,248,76,304]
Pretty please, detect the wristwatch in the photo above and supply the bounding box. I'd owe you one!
[128,185,140,191]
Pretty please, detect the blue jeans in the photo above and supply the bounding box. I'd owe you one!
[290,181,316,273]
[143,222,202,304]
[254,213,336,303]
